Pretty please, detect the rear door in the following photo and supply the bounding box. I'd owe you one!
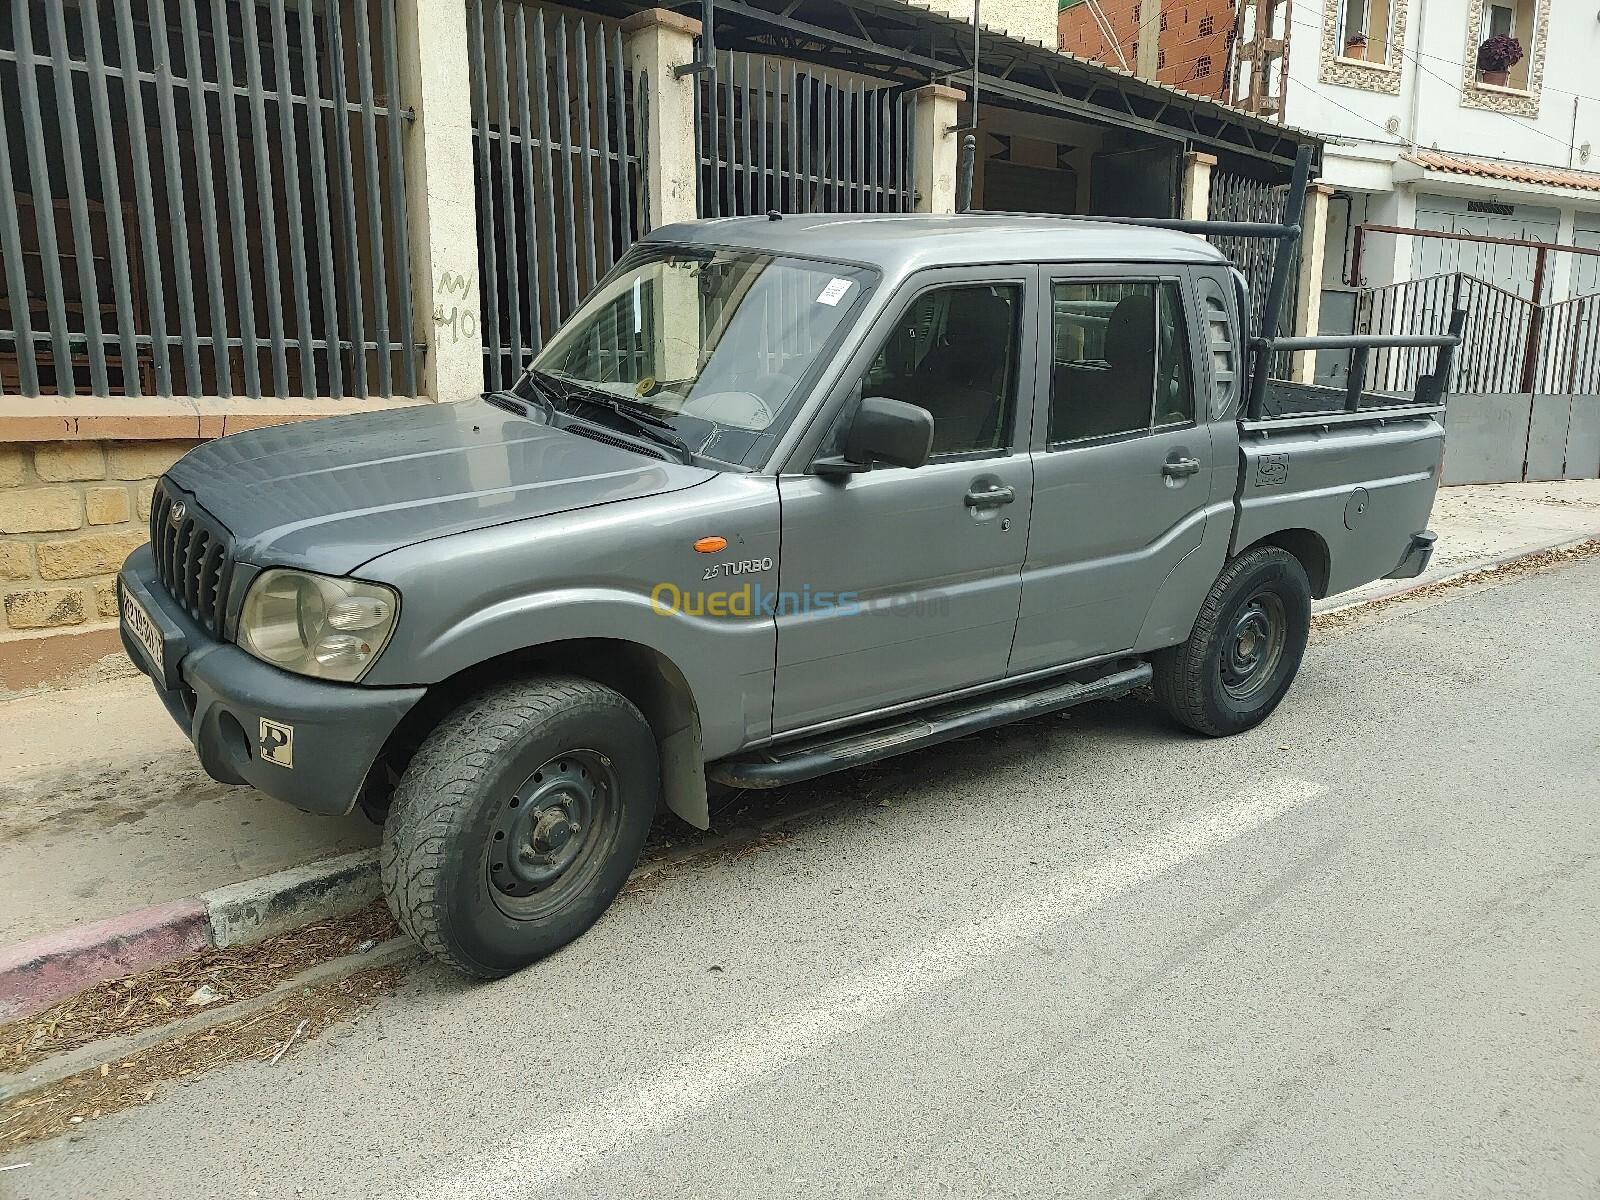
[1008,267,1218,674]
[772,268,1038,733]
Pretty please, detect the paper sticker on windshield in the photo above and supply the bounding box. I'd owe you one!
[816,277,853,306]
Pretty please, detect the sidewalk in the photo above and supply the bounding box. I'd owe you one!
[3,480,1598,949]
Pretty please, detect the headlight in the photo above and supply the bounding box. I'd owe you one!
[237,569,398,682]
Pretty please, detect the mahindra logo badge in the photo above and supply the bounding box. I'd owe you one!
[169,502,187,527]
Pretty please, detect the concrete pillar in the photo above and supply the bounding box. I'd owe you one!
[1135,2,1161,80]
[1180,151,1215,223]
[1292,182,1334,383]
[911,84,964,214]
[395,0,482,402]
[622,8,701,230]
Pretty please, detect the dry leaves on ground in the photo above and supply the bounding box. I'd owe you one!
[0,964,405,1154]
[0,903,398,1074]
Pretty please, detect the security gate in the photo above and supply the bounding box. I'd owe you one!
[694,51,916,218]
[466,1,643,391]
[1357,271,1600,482]
[0,0,418,400]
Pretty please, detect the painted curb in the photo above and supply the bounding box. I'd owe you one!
[0,900,211,1023]
[0,852,379,1025]
[202,850,379,949]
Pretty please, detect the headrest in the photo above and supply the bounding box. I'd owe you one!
[1105,293,1154,370]
[948,290,1013,348]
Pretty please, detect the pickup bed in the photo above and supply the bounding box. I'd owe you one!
[118,170,1460,977]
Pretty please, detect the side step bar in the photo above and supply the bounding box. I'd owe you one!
[709,662,1153,790]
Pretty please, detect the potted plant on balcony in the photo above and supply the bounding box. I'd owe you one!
[1343,30,1369,60]
[1476,33,1523,86]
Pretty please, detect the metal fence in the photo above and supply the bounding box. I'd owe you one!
[1534,292,1600,395]
[0,0,419,400]
[1207,167,1297,334]
[467,1,643,391]
[695,51,915,218]
[1357,272,1539,395]
[1208,165,1299,377]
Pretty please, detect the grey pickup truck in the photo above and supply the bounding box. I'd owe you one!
[118,152,1462,977]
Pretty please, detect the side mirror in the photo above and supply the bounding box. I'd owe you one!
[814,396,934,478]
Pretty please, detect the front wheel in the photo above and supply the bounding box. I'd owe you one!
[380,675,658,977]
[1152,545,1312,737]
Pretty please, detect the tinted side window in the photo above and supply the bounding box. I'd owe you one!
[1049,279,1194,445]
[859,284,1021,458]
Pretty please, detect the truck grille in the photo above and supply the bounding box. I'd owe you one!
[148,479,236,638]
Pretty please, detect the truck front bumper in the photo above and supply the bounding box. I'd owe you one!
[118,546,425,816]
[1384,529,1437,580]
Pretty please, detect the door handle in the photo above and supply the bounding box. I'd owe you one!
[964,483,1016,507]
[1162,456,1201,479]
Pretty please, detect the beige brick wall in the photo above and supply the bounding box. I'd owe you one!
[0,440,197,633]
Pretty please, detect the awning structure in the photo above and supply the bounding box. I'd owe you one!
[600,0,1319,169]
[1402,150,1600,196]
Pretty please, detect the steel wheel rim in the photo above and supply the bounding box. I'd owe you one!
[487,749,619,921]
[1220,590,1287,702]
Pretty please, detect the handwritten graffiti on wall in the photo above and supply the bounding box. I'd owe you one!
[434,269,478,344]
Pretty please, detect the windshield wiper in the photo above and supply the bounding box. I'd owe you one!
[531,371,693,461]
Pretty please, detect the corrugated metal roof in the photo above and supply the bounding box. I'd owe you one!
[1403,150,1600,195]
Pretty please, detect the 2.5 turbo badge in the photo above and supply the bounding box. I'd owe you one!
[703,557,773,580]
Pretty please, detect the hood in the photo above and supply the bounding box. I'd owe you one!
[166,399,717,574]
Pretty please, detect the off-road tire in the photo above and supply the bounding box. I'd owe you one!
[380,675,658,977]
[1152,546,1312,737]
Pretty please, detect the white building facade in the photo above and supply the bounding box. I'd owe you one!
[1287,0,1600,300]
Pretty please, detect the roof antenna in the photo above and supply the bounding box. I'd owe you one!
[953,1,980,212]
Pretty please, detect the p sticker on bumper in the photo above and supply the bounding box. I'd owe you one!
[260,718,295,768]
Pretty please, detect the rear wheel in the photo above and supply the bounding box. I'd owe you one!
[1152,546,1311,737]
[380,675,658,977]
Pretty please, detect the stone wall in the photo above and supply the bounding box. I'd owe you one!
[0,441,198,636]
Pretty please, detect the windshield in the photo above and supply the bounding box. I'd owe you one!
[523,243,875,467]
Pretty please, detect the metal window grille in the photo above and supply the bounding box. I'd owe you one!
[695,51,916,219]
[466,1,643,392]
[0,0,419,400]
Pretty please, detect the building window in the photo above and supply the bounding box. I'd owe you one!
[1159,10,1168,30]
[1199,14,1215,35]
[1158,48,1166,68]
[1460,0,1545,114]
[1477,0,1534,89]
[1196,55,1212,77]
[1337,0,1396,65]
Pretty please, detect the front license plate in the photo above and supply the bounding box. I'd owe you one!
[121,586,166,678]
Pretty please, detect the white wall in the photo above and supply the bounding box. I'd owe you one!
[1285,0,1600,171]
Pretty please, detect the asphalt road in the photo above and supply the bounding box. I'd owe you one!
[9,557,1600,1199]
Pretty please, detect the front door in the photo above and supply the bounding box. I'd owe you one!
[773,273,1037,733]
[1009,271,1216,674]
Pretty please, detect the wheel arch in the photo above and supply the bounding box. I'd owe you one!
[365,637,710,830]
[1243,528,1330,598]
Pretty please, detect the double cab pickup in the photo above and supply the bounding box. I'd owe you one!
[119,207,1459,976]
